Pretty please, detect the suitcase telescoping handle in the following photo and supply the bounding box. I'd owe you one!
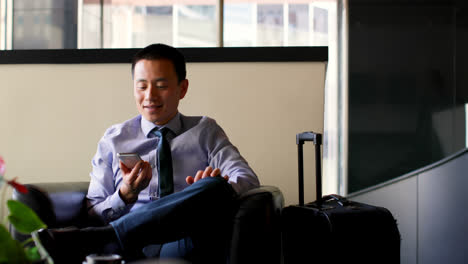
[296,132,322,206]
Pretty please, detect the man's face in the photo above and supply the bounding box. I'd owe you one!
[133,59,188,125]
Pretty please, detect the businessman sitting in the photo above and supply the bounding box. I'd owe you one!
[39,43,259,264]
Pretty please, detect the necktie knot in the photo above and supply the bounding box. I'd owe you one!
[153,127,170,139]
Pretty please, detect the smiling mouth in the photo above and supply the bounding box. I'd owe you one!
[144,105,162,111]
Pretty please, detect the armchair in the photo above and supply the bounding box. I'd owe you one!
[11,182,284,264]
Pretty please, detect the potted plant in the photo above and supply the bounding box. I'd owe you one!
[0,155,53,264]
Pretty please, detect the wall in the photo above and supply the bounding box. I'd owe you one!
[349,149,468,264]
[0,61,326,219]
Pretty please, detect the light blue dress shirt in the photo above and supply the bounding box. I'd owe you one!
[87,112,260,223]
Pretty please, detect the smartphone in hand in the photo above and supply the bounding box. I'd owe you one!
[117,153,142,169]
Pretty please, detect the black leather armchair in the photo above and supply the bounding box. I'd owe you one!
[12,182,284,264]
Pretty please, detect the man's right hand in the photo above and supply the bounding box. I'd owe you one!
[119,160,152,204]
[186,166,229,185]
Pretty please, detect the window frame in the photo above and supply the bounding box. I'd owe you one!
[0,46,327,64]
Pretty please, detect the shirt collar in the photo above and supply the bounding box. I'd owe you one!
[141,112,182,138]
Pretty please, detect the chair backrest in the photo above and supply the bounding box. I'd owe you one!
[13,182,91,227]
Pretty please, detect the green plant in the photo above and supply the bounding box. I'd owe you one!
[0,155,53,264]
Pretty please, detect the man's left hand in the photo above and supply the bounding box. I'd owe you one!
[186,166,229,185]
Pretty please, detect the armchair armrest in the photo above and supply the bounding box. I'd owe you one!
[229,185,284,264]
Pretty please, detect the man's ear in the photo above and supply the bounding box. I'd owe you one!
[179,79,189,99]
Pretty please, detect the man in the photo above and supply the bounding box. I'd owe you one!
[39,44,259,263]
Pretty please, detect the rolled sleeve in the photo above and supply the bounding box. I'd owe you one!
[87,136,132,223]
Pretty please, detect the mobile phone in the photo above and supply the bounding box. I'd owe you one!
[117,153,142,168]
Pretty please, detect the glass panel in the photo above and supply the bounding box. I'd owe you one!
[347,3,466,193]
[3,0,336,49]
[134,6,173,47]
[288,4,309,46]
[312,5,328,45]
[224,1,332,47]
[81,1,101,48]
[177,3,217,47]
[257,4,283,46]
[102,2,173,48]
[0,0,5,50]
[224,3,254,46]
[94,1,216,48]
[12,0,77,49]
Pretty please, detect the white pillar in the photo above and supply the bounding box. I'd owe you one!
[283,3,288,46]
[337,0,349,196]
[173,4,179,47]
[217,0,223,47]
[6,0,12,49]
[77,0,83,49]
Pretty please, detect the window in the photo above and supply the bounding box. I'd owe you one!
[224,1,330,47]
[12,0,77,49]
[94,2,217,48]
[0,0,335,49]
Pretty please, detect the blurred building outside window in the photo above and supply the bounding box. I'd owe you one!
[11,0,77,49]
[0,0,335,49]
[80,0,217,49]
[224,0,331,47]
[80,0,101,49]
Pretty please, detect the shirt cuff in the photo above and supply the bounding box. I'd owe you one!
[106,189,131,221]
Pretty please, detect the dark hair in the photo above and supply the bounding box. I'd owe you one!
[131,43,186,82]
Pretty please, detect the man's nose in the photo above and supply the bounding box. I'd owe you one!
[145,85,158,99]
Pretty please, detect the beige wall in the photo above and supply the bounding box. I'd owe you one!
[0,61,325,218]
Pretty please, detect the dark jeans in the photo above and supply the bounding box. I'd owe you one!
[110,176,238,263]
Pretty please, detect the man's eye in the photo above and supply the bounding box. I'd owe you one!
[156,85,168,89]
[137,86,147,90]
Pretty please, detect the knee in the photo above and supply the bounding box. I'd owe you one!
[193,176,228,190]
[190,176,236,200]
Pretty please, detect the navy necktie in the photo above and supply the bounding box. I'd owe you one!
[153,127,174,197]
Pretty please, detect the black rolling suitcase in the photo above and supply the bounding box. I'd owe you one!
[282,132,400,264]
